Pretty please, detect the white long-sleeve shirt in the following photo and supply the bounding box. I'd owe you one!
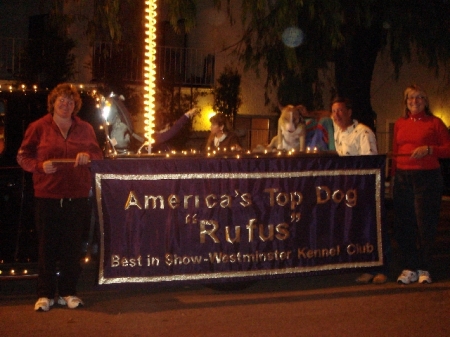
[334,120,378,156]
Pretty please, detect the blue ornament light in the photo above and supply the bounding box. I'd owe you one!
[282,27,304,48]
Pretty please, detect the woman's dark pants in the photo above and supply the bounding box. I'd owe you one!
[35,197,90,298]
[393,169,442,271]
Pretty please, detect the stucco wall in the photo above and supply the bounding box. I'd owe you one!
[183,1,450,154]
[372,51,450,131]
[181,1,277,118]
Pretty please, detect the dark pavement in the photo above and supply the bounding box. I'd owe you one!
[1,199,449,337]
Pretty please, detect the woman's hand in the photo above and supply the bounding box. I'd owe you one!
[411,145,430,159]
[43,160,57,174]
[74,152,90,167]
[231,144,242,152]
[185,108,199,119]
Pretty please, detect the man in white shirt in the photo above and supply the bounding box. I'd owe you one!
[331,97,378,156]
[331,97,387,284]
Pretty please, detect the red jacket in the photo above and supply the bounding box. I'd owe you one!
[17,113,103,198]
[392,113,450,175]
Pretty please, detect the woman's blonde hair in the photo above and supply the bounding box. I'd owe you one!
[403,84,432,118]
[47,83,82,115]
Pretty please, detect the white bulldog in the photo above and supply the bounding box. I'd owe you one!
[267,105,306,151]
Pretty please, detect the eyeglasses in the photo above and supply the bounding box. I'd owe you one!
[407,95,425,101]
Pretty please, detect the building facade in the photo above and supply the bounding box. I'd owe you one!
[1,0,450,153]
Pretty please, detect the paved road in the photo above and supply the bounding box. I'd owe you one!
[1,199,449,337]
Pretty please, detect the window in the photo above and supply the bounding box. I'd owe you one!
[251,118,270,150]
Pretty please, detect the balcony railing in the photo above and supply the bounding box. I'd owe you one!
[157,46,215,87]
[0,37,215,87]
[92,42,215,87]
[0,37,26,80]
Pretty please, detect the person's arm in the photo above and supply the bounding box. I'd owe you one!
[359,127,378,155]
[430,118,450,158]
[223,132,242,151]
[153,114,189,144]
[391,122,399,177]
[16,122,44,173]
[153,108,197,145]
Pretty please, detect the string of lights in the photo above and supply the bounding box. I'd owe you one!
[144,0,158,154]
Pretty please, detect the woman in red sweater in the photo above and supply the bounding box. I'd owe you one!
[17,83,103,311]
[392,84,450,285]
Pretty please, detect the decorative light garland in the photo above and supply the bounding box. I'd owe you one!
[144,0,158,153]
[0,83,93,94]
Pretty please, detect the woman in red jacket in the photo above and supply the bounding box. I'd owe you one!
[17,83,103,311]
[392,84,450,285]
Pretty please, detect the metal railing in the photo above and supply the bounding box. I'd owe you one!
[375,131,392,156]
[0,37,215,87]
[92,42,215,87]
[157,46,215,87]
[0,37,26,80]
[91,42,144,83]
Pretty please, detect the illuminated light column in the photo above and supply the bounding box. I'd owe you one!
[144,0,157,153]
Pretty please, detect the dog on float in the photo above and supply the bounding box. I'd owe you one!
[253,104,335,153]
[262,104,306,152]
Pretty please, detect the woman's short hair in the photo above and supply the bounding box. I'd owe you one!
[403,84,432,117]
[47,83,82,115]
[210,113,231,132]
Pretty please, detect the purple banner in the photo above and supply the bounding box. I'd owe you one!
[91,154,386,284]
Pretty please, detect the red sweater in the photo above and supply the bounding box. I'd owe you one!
[17,113,103,198]
[392,112,450,174]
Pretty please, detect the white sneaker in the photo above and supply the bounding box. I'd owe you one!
[397,270,418,284]
[418,270,432,284]
[58,296,84,309]
[34,298,54,312]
